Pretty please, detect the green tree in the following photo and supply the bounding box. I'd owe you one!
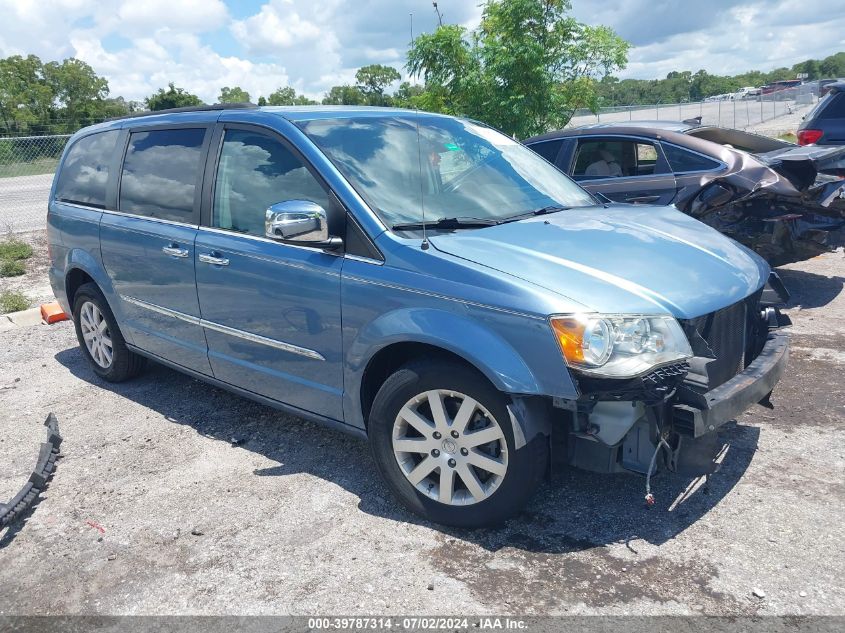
[145,83,203,111]
[321,85,366,105]
[0,55,53,133]
[392,81,427,108]
[266,86,317,105]
[43,58,109,128]
[407,0,629,137]
[819,52,845,78]
[218,86,251,103]
[355,64,401,105]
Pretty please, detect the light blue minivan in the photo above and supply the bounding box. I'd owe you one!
[48,105,790,526]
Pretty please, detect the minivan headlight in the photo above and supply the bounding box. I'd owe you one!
[550,314,692,378]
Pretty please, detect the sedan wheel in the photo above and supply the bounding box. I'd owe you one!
[79,300,113,369]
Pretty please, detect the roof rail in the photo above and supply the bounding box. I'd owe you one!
[108,102,258,122]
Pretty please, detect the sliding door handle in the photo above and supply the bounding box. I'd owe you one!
[162,245,189,258]
[199,253,230,266]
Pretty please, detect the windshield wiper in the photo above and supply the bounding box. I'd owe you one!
[391,217,501,231]
[499,205,572,224]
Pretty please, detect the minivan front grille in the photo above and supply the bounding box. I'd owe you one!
[684,300,748,389]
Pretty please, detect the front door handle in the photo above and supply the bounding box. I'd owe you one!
[625,195,661,203]
[162,245,189,258]
[199,252,230,266]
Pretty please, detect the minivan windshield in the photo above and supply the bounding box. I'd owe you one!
[297,115,595,229]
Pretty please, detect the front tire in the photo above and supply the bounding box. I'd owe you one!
[368,359,547,527]
[72,283,146,382]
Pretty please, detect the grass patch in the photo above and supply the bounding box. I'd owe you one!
[0,290,30,313]
[0,259,26,276]
[0,237,32,276]
[0,239,33,261]
[0,158,59,178]
[778,132,798,144]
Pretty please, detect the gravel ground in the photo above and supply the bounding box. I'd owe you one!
[0,246,843,616]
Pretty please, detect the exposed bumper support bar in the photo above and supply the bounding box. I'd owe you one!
[0,413,62,529]
[674,330,790,437]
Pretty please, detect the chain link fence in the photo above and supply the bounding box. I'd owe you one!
[0,134,71,234]
[568,86,814,136]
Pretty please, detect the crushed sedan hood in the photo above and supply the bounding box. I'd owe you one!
[429,205,769,319]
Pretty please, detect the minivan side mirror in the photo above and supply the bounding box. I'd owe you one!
[265,200,342,250]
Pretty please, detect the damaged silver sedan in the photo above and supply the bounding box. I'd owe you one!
[525,121,845,265]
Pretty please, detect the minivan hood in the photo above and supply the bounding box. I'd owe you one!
[429,205,769,319]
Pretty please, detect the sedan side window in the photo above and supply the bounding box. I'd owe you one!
[213,129,331,237]
[572,140,661,179]
[661,143,722,173]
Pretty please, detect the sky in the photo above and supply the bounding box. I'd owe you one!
[1,0,844,104]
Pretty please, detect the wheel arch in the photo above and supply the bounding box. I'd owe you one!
[346,307,545,430]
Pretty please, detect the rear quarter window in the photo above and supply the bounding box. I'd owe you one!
[528,139,563,164]
[661,143,722,173]
[119,128,206,222]
[818,93,845,120]
[54,130,120,208]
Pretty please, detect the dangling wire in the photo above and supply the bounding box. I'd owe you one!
[644,436,671,506]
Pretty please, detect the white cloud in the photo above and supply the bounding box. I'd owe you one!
[115,0,229,35]
[231,0,325,53]
[1,0,843,107]
[71,32,291,104]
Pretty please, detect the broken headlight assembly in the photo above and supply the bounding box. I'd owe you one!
[550,314,693,379]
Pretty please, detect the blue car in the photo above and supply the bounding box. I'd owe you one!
[48,105,790,527]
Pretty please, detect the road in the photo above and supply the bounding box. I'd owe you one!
[0,234,843,616]
[0,174,52,234]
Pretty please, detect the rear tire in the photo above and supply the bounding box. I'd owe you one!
[368,359,547,528]
[72,283,146,382]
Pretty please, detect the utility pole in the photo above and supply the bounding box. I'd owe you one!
[433,2,444,26]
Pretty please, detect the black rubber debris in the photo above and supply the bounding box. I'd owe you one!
[0,413,62,529]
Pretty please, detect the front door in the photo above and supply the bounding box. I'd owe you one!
[100,125,212,375]
[569,137,677,205]
[194,124,344,421]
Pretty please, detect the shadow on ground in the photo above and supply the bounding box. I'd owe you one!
[55,346,758,556]
[777,266,844,309]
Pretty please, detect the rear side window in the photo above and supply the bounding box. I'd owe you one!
[119,128,206,222]
[529,139,563,164]
[661,143,722,173]
[55,130,119,208]
[819,93,845,120]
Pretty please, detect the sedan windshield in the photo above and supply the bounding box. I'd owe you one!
[297,115,595,228]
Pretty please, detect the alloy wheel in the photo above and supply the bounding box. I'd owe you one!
[79,301,114,369]
[392,389,508,505]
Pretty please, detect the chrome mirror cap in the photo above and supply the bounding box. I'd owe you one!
[265,200,329,243]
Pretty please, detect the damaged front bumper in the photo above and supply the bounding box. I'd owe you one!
[554,297,790,479]
[674,329,789,438]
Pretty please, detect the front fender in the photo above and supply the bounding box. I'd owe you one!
[343,307,548,429]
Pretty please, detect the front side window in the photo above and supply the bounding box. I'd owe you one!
[119,128,206,221]
[297,115,594,228]
[213,129,330,236]
[661,143,722,173]
[572,139,660,179]
[55,130,120,208]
